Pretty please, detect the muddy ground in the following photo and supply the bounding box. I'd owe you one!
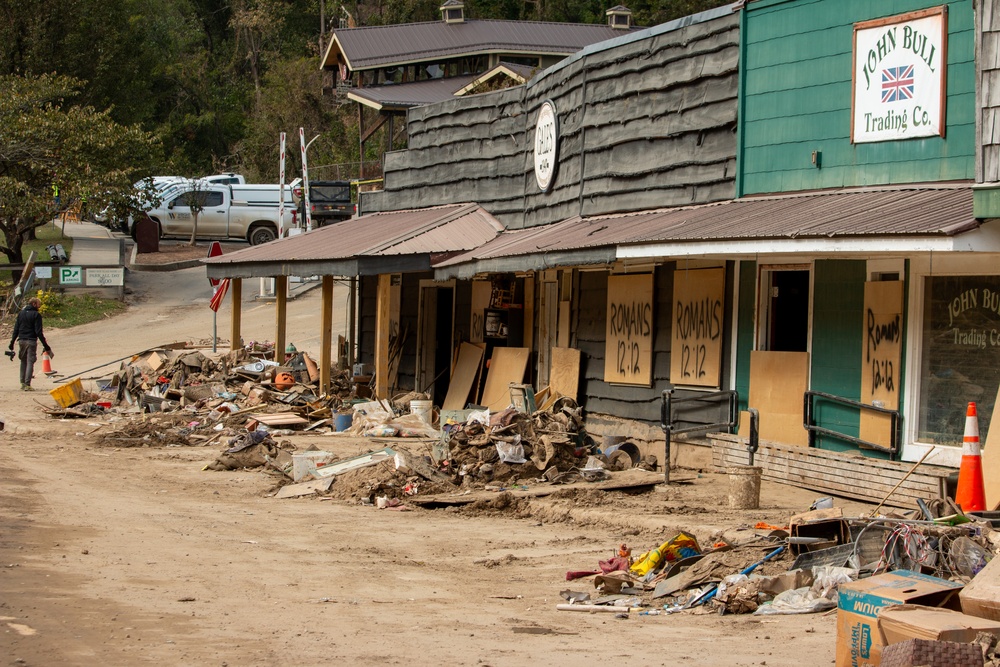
[0,262,874,666]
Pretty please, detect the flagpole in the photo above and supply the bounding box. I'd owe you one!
[213,310,218,353]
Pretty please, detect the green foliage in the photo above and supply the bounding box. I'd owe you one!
[0,0,732,190]
[34,290,129,329]
[0,73,161,263]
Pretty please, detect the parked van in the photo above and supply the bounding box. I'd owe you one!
[137,180,299,245]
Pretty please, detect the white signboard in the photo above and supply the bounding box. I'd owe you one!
[852,7,947,143]
[534,100,559,192]
[59,266,82,285]
[86,267,125,286]
[35,266,52,279]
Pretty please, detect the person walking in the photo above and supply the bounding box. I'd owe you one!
[8,297,54,391]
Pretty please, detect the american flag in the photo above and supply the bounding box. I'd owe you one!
[881,65,914,103]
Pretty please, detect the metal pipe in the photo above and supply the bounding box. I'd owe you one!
[747,407,759,466]
[661,388,673,484]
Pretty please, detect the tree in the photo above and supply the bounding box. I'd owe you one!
[0,73,162,267]
[185,180,210,246]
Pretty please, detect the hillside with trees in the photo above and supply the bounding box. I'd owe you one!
[0,0,731,188]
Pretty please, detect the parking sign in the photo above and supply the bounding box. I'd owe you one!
[60,266,82,285]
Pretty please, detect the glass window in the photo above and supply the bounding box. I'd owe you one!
[918,275,1000,445]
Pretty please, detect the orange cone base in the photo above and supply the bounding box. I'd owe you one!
[955,454,986,512]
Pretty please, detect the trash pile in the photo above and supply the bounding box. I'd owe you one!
[559,494,1000,665]
[259,396,664,503]
[45,343,358,445]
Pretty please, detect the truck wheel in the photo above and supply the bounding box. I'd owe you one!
[248,224,277,246]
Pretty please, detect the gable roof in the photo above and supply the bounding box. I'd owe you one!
[348,62,535,110]
[321,19,637,71]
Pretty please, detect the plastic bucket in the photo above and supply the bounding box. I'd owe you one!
[334,412,353,432]
[410,399,433,426]
[727,465,762,510]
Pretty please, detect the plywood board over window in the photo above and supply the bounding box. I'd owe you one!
[604,273,654,386]
[749,350,810,446]
[670,267,725,387]
[860,281,903,448]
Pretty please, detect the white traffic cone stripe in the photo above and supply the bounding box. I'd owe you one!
[963,413,981,455]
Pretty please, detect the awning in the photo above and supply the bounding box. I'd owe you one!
[433,185,987,279]
[204,203,503,280]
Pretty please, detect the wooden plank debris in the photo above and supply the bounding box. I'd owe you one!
[409,469,665,507]
[549,347,581,402]
[275,478,334,499]
[442,342,484,410]
[480,347,530,411]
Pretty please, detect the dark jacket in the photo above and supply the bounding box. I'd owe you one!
[9,304,51,352]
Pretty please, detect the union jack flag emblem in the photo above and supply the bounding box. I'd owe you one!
[881,65,914,103]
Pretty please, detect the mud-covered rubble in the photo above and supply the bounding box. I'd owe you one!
[54,342,355,443]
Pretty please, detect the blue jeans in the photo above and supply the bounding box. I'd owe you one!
[18,341,36,386]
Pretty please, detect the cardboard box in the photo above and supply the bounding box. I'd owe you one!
[836,570,963,667]
[878,603,1000,644]
[960,551,1000,621]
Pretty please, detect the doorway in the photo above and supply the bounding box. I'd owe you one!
[759,267,810,352]
[416,281,455,402]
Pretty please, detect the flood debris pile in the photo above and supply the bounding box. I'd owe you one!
[559,497,1000,666]
[53,343,356,443]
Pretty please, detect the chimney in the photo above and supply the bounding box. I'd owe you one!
[440,0,465,24]
[605,5,632,29]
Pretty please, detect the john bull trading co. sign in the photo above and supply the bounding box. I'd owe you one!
[852,6,947,143]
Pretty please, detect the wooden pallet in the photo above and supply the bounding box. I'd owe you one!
[709,433,952,509]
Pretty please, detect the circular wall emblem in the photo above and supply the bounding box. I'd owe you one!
[534,100,559,192]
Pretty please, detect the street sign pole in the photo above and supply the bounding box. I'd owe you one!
[207,242,224,352]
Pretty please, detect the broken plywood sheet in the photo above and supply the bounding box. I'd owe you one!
[254,413,309,427]
[276,477,334,499]
[549,347,581,402]
[748,350,809,446]
[409,469,665,507]
[479,347,530,411]
[442,342,485,410]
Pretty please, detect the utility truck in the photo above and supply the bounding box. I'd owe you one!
[133,180,299,246]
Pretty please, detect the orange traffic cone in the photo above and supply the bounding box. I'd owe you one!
[955,402,986,512]
[41,351,55,376]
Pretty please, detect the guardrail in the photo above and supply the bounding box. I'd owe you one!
[660,388,739,483]
[803,390,901,460]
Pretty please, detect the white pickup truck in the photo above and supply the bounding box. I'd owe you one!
[137,180,299,245]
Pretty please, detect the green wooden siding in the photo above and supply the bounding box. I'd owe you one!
[739,0,975,195]
[736,260,757,414]
[810,260,880,455]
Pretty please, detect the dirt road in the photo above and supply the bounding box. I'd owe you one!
[0,266,869,666]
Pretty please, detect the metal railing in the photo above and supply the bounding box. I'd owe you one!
[803,390,902,460]
[660,388,739,483]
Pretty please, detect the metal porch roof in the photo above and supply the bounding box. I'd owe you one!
[433,185,981,276]
[204,203,503,279]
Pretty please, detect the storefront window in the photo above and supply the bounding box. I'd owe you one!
[918,276,1000,445]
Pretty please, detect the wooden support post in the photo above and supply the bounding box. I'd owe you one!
[376,273,391,399]
[348,276,357,367]
[229,278,242,351]
[274,275,287,363]
[321,275,334,395]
